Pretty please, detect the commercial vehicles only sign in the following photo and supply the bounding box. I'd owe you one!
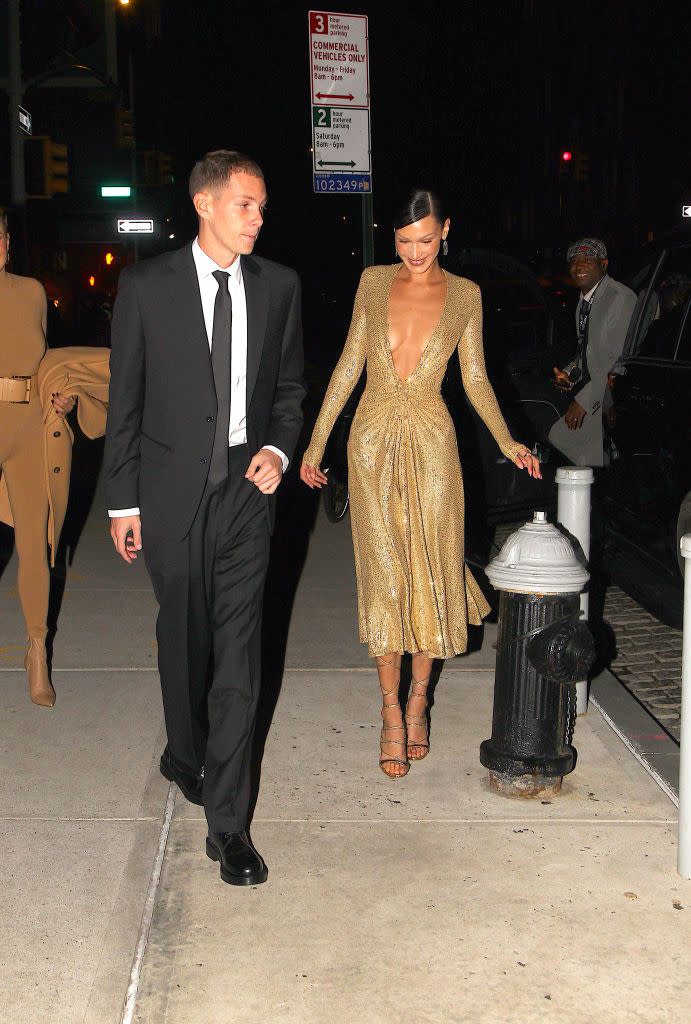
[308,11,372,194]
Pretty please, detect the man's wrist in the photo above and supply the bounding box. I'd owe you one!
[263,445,288,473]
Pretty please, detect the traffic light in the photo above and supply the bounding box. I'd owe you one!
[44,141,69,194]
[142,150,173,186]
[574,150,590,183]
[157,151,173,185]
[104,252,115,266]
[116,108,135,149]
[558,150,573,180]
[24,137,69,196]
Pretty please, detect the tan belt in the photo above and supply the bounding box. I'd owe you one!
[0,375,33,403]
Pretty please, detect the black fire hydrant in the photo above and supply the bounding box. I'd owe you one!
[480,511,595,797]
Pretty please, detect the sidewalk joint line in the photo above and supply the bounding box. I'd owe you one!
[0,665,494,673]
[0,667,158,672]
[120,782,176,1024]
[171,816,676,826]
[0,815,160,822]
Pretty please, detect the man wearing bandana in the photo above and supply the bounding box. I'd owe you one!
[549,238,636,467]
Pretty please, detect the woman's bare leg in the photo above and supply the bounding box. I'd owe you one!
[375,653,408,778]
[406,652,433,760]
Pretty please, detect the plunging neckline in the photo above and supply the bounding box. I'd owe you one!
[385,263,450,384]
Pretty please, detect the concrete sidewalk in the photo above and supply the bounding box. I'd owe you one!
[1,486,688,1024]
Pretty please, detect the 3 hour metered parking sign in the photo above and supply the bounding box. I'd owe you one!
[308,11,372,195]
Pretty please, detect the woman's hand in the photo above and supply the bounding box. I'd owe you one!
[513,448,542,480]
[300,463,328,489]
[52,392,76,418]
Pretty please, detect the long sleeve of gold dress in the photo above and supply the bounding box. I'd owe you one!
[303,264,526,659]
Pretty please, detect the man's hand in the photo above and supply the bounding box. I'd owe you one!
[564,399,587,430]
[110,515,142,563]
[552,366,574,392]
[245,448,283,494]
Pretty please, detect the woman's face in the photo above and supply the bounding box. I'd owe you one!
[395,214,450,275]
[0,226,8,273]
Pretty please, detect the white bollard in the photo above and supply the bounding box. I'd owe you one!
[556,466,594,715]
[678,534,691,879]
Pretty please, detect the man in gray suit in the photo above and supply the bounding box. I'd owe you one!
[549,238,636,467]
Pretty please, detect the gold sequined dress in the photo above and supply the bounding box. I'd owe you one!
[303,264,525,659]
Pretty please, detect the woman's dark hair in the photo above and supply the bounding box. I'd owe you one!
[393,189,446,230]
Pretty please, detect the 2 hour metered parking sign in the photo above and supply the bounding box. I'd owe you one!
[117,218,154,234]
[308,11,372,194]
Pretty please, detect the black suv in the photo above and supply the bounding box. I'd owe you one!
[604,232,691,626]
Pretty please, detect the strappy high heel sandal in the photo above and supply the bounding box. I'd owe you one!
[405,676,430,761]
[379,687,409,778]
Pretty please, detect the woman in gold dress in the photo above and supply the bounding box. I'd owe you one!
[301,190,540,777]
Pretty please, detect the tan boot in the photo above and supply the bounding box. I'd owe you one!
[25,637,55,708]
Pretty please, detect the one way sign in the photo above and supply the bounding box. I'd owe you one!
[683,205,691,218]
[117,218,154,234]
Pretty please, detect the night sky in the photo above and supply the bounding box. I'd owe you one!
[139,1,690,274]
[5,0,690,292]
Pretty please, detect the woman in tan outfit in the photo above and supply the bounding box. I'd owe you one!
[301,190,541,777]
[0,209,74,707]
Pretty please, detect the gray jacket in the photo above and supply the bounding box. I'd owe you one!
[549,274,637,467]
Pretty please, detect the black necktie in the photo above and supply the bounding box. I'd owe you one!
[578,298,590,339]
[209,270,232,485]
[572,297,592,388]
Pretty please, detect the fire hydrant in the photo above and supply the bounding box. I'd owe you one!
[480,511,595,797]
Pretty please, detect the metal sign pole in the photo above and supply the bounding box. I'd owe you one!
[678,534,691,879]
[361,192,374,268]
[8,0,28,269]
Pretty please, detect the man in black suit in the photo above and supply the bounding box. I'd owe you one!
[105,150,304,886]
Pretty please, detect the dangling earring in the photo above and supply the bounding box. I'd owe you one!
[394,234,399,259]
[442,238,449,256]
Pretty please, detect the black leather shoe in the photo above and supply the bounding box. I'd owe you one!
[160,746,204,806]
[206,831,268,886]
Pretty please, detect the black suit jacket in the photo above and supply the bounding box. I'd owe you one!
[104,243,305,539]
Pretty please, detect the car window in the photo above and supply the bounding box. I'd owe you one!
[455,266,548,372]
[632,247,691,359]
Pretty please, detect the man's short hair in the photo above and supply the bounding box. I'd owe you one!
[188,150,264,201]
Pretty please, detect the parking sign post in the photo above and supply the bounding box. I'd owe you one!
[678,534,691,878]
[308,10,374,267]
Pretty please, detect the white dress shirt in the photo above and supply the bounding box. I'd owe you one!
[109,238,287,518]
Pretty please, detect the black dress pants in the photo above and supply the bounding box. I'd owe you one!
[144,444,271,832]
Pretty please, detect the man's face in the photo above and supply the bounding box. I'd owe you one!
[569,255,607,293]
[196,172,267,262]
